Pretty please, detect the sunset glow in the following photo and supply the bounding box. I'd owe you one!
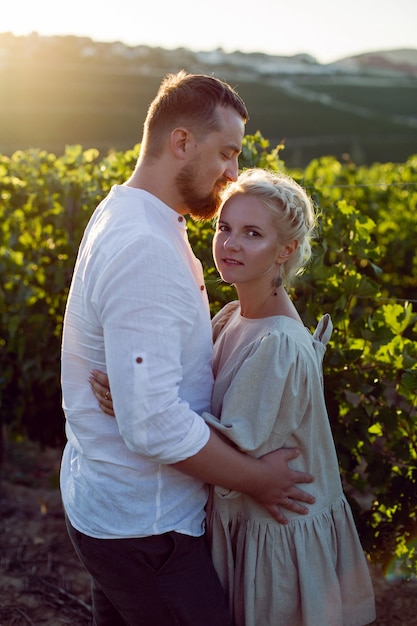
[2,0,417,64]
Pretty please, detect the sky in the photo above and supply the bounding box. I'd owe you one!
[2,0,417,64]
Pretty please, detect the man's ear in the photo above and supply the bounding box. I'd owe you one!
[170,128,191,160]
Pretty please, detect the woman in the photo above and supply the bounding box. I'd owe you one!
[91,168,376,626]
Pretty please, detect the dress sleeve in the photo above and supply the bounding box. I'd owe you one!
[204,332,310,458]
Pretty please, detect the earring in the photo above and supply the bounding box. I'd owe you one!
[273,266,282,295]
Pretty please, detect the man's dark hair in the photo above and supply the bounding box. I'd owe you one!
[142,70,248,157]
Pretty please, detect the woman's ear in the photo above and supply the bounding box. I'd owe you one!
[277,240,298,264]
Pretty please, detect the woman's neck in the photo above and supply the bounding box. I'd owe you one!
[237,286,302,322]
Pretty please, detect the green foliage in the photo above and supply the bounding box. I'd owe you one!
[0,144,139,444]
[1,136,416,576]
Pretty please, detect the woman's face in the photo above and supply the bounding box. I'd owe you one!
[213,193,282,289]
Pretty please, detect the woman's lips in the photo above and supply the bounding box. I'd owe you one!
[222,257,243,265]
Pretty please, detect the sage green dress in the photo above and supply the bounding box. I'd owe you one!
[203,302,375,626]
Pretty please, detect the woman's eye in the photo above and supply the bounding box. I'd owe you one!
[248,230,260,237]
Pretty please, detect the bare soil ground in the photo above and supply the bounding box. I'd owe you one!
[1,442,416,626]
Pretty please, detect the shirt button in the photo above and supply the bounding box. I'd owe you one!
[136,357,143,364]
[178,216,183,222]
[200,285,204,291]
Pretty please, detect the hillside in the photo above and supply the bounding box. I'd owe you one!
[333,48,417,76]
[0,33,416,167]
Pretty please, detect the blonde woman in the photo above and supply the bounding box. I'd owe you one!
[92,168,375,626]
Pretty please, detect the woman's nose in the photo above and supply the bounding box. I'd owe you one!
[224,234,240,250]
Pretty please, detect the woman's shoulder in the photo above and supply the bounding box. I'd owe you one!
[259,319,317,368]
[211,301,240,341]
[268,316,311,345]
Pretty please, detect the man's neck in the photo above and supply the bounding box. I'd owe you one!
[125,164,185,214]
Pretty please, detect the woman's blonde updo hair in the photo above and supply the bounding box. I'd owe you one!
[219,168,317,285]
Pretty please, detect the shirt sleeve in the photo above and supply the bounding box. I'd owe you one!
[203,332,310,458]
[90,234,210,464]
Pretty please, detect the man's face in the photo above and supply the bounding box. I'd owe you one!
[175,107,245,220]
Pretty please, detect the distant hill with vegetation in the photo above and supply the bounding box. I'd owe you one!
[0,32,416,167]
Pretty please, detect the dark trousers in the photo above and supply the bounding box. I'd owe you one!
[65,516,232,626]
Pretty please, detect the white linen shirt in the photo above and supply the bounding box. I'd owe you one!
[60,185,213,539]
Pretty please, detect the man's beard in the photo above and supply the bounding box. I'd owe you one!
[176,162,223,221]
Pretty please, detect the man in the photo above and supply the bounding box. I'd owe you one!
[61,70,315,625]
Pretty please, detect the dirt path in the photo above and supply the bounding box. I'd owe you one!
[1,443,416,625]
